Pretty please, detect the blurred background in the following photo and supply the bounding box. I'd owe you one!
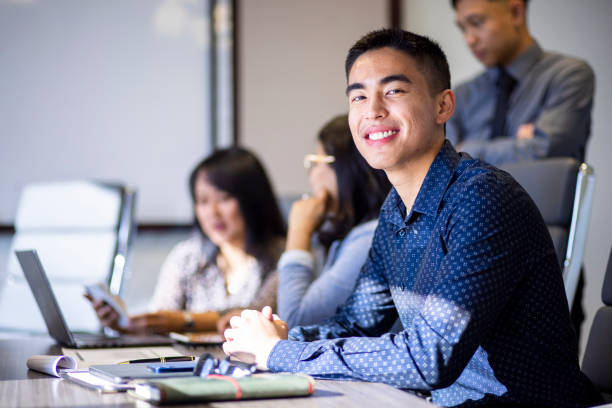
[0,0,610,358]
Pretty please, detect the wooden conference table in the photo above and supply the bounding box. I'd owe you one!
[0,334,436,408]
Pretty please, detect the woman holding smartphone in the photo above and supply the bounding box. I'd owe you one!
[88,147,285,334]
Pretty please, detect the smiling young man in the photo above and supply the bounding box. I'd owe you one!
[447,0,594,165]
[222,29,601,407]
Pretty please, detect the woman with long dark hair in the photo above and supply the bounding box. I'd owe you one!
[277,114,390,327]
[91,147,286,334]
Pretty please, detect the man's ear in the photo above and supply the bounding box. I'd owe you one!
[509,0,526,26]
[435,89,455,125]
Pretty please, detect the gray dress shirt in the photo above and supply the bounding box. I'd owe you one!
[447,42,594,165]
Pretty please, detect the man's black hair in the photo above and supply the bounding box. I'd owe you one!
[345,28,451,95]
[450,0,529,10]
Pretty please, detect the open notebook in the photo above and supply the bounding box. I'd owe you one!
[15,249,173,348]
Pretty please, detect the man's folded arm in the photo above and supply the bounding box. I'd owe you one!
[458,61,594,165]
[533,60,594,158]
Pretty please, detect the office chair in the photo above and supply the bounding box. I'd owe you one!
[581,247,612,403]
[0,180,136,332]
[500,158,595,308]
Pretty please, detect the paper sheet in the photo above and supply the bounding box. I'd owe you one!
[61,370,134,393]
[61,346,185,369]
[169,331,223,344]
[27,355,77,377]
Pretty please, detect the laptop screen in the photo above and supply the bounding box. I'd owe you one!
[15,249,75,346]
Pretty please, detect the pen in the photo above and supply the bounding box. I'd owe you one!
[119,356,196,364]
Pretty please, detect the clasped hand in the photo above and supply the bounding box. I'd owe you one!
[222,306,288,370]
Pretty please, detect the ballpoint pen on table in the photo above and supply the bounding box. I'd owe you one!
[119,356,196,364]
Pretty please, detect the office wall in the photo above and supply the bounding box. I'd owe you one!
[1,0,384,225]
[238,0,387,197]
[0,0,213,225]
[404,0,612,355]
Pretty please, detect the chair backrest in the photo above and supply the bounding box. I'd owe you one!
[500,158,595,307]
[0,181,136,332]
[581,247,612,402]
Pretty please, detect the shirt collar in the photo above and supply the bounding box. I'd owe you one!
[198,233,219,268]
[380,140,460,225]
[380,189,405,227]
[485,41,543,84]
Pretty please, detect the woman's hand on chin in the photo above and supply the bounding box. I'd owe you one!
[286,189,329,251]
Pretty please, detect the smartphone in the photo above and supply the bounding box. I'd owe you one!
[84,282,130,328]
[147,361,197,373]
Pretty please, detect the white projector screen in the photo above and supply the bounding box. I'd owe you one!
[0,0,214,224]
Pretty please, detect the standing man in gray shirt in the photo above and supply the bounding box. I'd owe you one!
[447,0,595,165]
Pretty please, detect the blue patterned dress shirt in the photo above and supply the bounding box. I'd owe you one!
[268,141,599,407]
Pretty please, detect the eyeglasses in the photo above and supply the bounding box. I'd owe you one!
[303,153,335,169]
[194,352,257,378]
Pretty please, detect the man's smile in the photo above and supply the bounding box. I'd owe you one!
[367,129,399,141]
[364,126,400,144]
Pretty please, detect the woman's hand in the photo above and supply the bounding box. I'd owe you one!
[85,293,185,334]
[286,190,329,251]
[129,311,188,334]
[84,293,128,332]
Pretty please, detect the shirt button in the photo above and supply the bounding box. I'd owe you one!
[398,229,407,237]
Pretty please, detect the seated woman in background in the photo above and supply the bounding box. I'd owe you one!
[277,114,391,327]
[89,147,286,334]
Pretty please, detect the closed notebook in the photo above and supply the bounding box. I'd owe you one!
[128,373,315,404]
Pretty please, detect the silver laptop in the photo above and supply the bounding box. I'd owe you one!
[16,249,173,348]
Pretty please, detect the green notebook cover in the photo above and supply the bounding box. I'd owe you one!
[128,373,315,404]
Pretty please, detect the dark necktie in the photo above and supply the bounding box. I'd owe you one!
[490,67,517,139]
